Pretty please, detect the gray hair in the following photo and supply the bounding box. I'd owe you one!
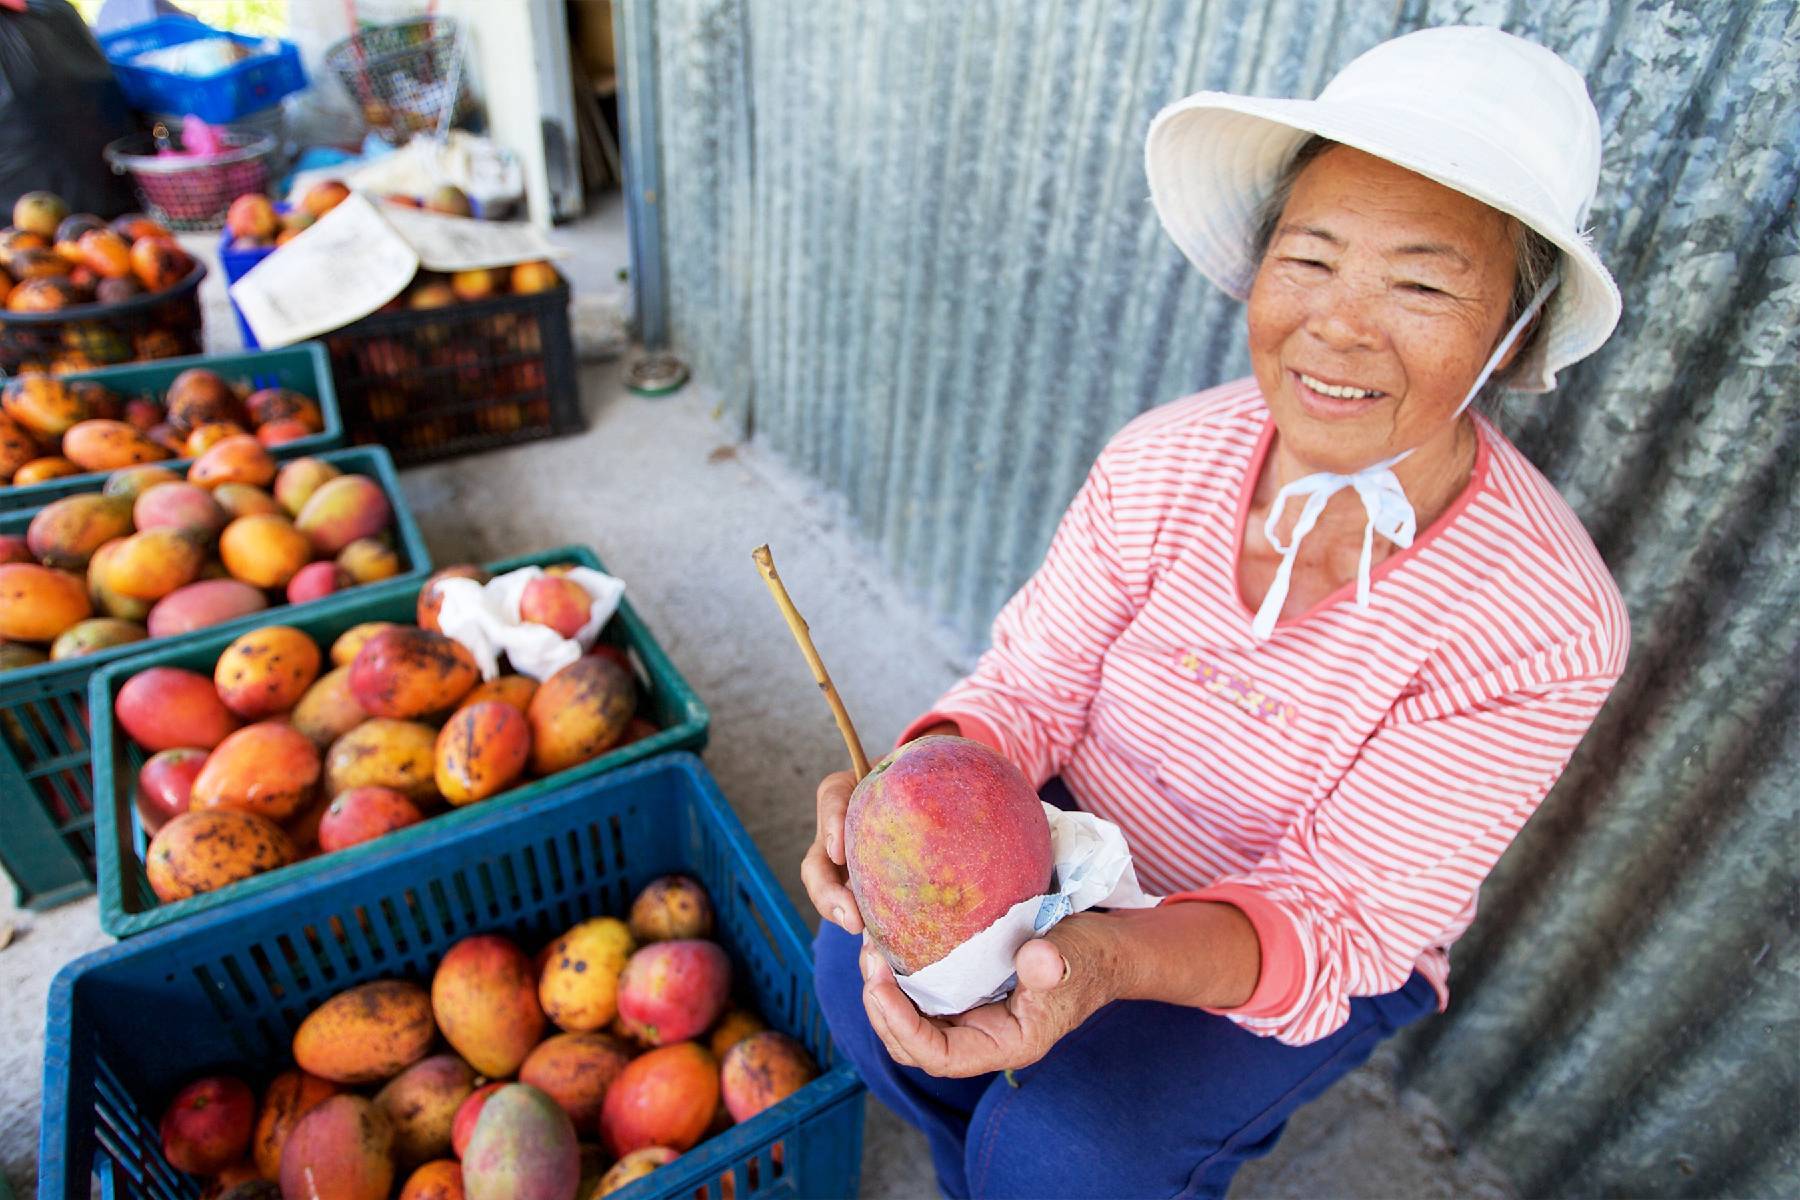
[1251,135,1559,399]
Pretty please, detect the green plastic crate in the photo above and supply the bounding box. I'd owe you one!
[0,445,426,911]
[0,343,343,512]
[91,545,710,939]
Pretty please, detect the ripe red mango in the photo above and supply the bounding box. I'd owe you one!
[615,940,730,1047]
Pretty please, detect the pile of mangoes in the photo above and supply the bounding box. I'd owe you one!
[223,180,351,251]
[0,364,327,487]
[121,563,658,903]
[1,191,200,369]
[0,451,401,671]
[153,876,819,1199]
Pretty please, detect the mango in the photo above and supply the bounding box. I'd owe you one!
[599,1042,718,1155]
[77,227,131,277]
[708,1009,767,1060]
[293,980,435,1085]
[628,875,715,943]
[104,464,181,501]
[398,1160,465,1200]
[147,579,268,638]
[290,665,366,747]
[214,625,321,719]
[0,562,91,641]
[416,564,489,632]
[160,1075,255,1175]
[219,513,312,589]
[720,1032,818,1123]
[118,666,240,751]
[23,493,128,571]
[519,1032,633,1129]
[131,236,193,292]
[257,419,311,448]
[519,575,593,638]
[597,1148,678,1197]
[0,535,31,565]
[164,368,243,434]
[451,1082,505,1158]
[185,421,251,456]
[11,457,81,486]
[60,419,169,471]
[0,412,41,481]
[190,722,320,822]
[374,1053,478,1169]
[324,718,439,800]
[431,934,545,1078]
[212,482,282,519]
[136,746,207,833]
[301,180,351,217]
[318,785,424,852]
[50,616,145,660]
[337,536,400,584]
[435,699,529,805]
[512,260,560,295]
[284,560,349,605]
[135,482,228,542]
[146,809,294,902]
[227,194,278,241]
[455,674,536,714]
[329,620,396,666]
[272,457,340,517]
[616,941,730,1047]
[845,735,1055,972]
[462,1084,581,1200]
[13,190,68,237]
[277,1096,394,1200]
[2,374,90,439]
[294,474,392,556]
[97,528,204,601]
[539,917,635,1033]
[527,657,634,775]
[86,541,149,621]
[349,627,479,718]
[248,388,324,432]
[251,1070,339,1180]
[190,436,276,490]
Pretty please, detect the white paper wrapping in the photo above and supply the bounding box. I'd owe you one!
[434,566,625,682]
[891,802,1162,1016]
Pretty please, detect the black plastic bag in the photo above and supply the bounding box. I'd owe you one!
[0,0,140,219]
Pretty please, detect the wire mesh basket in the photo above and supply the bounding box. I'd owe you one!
[101,127,278,232]
[325,15,474,143]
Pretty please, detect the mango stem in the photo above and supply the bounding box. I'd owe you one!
[751,544,872,780]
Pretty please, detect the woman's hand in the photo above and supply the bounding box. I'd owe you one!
[858,912,1126,1078]
[801,771,863,933]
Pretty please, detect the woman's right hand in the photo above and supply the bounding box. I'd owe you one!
[802,770,863,933]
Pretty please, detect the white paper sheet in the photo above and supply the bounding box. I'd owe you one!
[379,204,569,272]
[891,803,1162,1016]
[229,192,417,348]
[434,566,626,682]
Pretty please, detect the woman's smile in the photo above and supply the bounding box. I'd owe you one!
[1287,368,1388,421]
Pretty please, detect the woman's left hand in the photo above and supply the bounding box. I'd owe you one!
[859,912,1125,1078]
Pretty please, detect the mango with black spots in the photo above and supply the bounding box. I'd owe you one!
[538,916,635,1032]
[435,699,529,804]
[527,655,634,775]
[214,625,321,719]
[292,980,436,1085]
[324,718,439,801]
[145,808,295,902]
[349,626,479,718]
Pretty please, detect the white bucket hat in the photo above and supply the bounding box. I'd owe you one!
[1145,25,1620,393]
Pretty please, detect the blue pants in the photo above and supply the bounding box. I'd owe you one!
[813,779,1437,1199]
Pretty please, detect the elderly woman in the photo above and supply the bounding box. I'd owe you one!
[803,26,1628,1200]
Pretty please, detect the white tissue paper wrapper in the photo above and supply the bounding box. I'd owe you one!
[891,802,1163,1016]
[434,566,625,682]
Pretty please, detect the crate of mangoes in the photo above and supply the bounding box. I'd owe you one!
[0,444,426,910]
[89,546,710,938]
[42,753,864,1200]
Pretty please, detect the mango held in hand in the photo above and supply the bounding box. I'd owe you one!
[461,1083,582,1200]
[844,734,1054,973]
[431,934,546,1077]
[350,626,479,718]
[293,979,435,1084]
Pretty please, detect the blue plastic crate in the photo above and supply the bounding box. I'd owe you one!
[40,754,865,1200]
[100,17,306,124]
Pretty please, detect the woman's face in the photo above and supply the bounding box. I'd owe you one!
[1247,146,1520,474]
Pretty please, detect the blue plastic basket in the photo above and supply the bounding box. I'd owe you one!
[41,753,865,1200]
[99,17,307,124]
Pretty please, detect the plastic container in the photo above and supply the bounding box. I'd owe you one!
[99,17,307,125]
[0,343,343,513]
[91,544,711,938]
[0,259,205,375]
[42,752,864,1200]
[0,446,427,911]
[232,273,582,464]
[103,128,278,232]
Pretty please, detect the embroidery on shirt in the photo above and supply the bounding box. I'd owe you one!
[1178,653,1299,728]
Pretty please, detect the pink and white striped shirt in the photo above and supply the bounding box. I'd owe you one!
[901,378,1629,1045]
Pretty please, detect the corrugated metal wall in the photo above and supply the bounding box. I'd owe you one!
[640,1,1799,1195]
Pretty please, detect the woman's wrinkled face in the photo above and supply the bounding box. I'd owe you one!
[1247,146,1519,474]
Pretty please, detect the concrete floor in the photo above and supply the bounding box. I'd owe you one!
[0,198,1517,1200]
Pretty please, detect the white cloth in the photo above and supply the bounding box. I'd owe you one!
[891,803,1161,1017]
[434,566,625,682]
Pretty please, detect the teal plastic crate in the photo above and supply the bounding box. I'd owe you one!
[42,753,863,1200]
[90,545,710,939]
[0,446,426,911]
[0,343,344,513]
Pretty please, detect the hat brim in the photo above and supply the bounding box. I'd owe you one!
[1145,95,1621,393]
